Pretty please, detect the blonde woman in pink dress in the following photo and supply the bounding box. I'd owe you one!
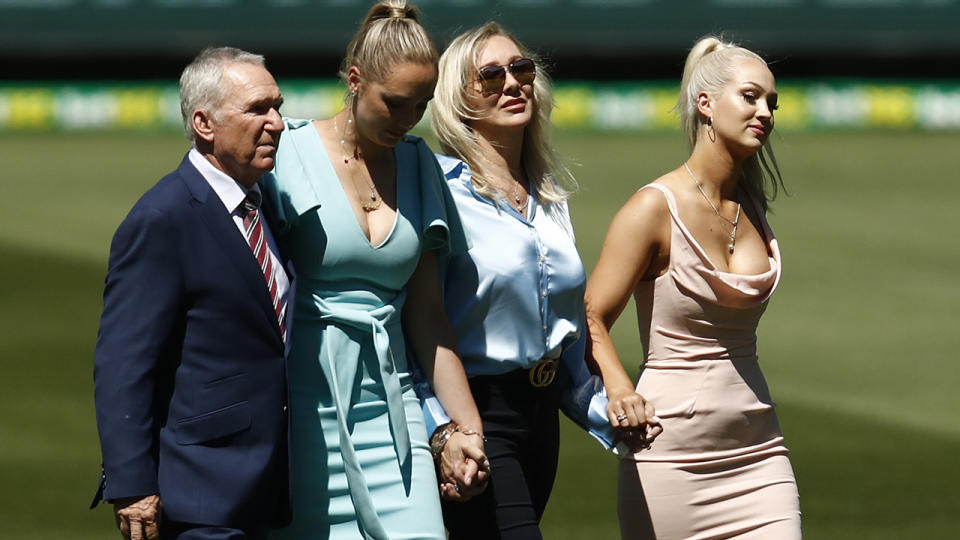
[585,36,802,539]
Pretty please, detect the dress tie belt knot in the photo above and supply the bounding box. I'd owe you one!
[310,292,410,540]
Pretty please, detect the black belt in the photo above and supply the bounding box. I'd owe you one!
[469,358,562,390]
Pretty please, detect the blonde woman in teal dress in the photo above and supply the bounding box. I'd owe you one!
[263,2,489,539]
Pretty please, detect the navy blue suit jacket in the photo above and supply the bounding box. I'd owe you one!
[92,154,291,530]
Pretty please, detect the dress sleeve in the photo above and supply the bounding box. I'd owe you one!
[260,118,324,234]
[412,138,470,256]
[259,172,292,234]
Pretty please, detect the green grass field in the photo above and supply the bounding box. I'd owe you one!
[1,130,957,539]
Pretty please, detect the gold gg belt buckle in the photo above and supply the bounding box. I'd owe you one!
[528,358,559,388]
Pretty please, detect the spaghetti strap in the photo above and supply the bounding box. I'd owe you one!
[638,182,679,216]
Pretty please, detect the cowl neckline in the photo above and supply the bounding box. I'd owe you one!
[643,182,781,309]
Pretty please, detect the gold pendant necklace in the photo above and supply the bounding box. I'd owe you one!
[333,116,381,212]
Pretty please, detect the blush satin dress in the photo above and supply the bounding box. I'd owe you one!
[618,183,801,539]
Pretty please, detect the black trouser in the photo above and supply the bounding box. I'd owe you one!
[443,367,564,540]
[161,520,266,540]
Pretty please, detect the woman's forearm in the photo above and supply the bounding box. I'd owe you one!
[403,249,483,433]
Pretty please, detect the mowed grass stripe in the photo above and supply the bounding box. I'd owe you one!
[0,132,190,263]
[0,242,108,538]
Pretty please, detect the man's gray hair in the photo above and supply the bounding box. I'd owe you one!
[179,47,266,142]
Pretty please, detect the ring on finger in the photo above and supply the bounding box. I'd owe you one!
[616,412,628,422]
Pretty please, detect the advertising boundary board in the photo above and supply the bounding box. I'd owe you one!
[2,80,960,133]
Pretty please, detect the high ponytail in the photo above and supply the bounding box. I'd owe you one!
[677,35,784,210]
[341,0,438,84]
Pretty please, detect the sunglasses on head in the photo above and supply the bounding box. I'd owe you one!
[476,58,536,94]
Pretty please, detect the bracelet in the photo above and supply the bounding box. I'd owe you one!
[429,422,458,461]
[459,429,487,443]
[429,423,488,461]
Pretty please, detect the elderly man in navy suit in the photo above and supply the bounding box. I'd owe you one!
[92,47,292,540]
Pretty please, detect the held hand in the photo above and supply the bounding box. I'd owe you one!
[607,388,663,450]
[438,431,490,502]
[607,386,652,429]
[113,495,162,540]
[618,423,663,453]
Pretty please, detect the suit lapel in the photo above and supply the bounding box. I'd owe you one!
[177,156,283,344]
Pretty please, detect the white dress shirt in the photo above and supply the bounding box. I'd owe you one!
[188,148,291,321]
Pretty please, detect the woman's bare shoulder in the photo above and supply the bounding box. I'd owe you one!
[616,174,678,226]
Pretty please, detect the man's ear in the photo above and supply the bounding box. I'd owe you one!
[192,109,215,143]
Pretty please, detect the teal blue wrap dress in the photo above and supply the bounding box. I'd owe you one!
[262,119,469,540]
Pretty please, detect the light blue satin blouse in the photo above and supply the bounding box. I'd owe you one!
[417,155,615,448]
[437,155,586,376]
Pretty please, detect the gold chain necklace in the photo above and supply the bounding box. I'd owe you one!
[683,163,741,254]
[333,116,381,212]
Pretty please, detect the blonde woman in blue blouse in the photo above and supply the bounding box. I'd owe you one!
[420,23,661,539]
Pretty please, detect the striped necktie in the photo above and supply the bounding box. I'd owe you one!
[241,194,287,339]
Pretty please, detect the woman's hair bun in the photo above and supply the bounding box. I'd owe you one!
[368,1,419,23]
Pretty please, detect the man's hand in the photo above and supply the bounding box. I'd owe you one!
[113,495,162,540]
